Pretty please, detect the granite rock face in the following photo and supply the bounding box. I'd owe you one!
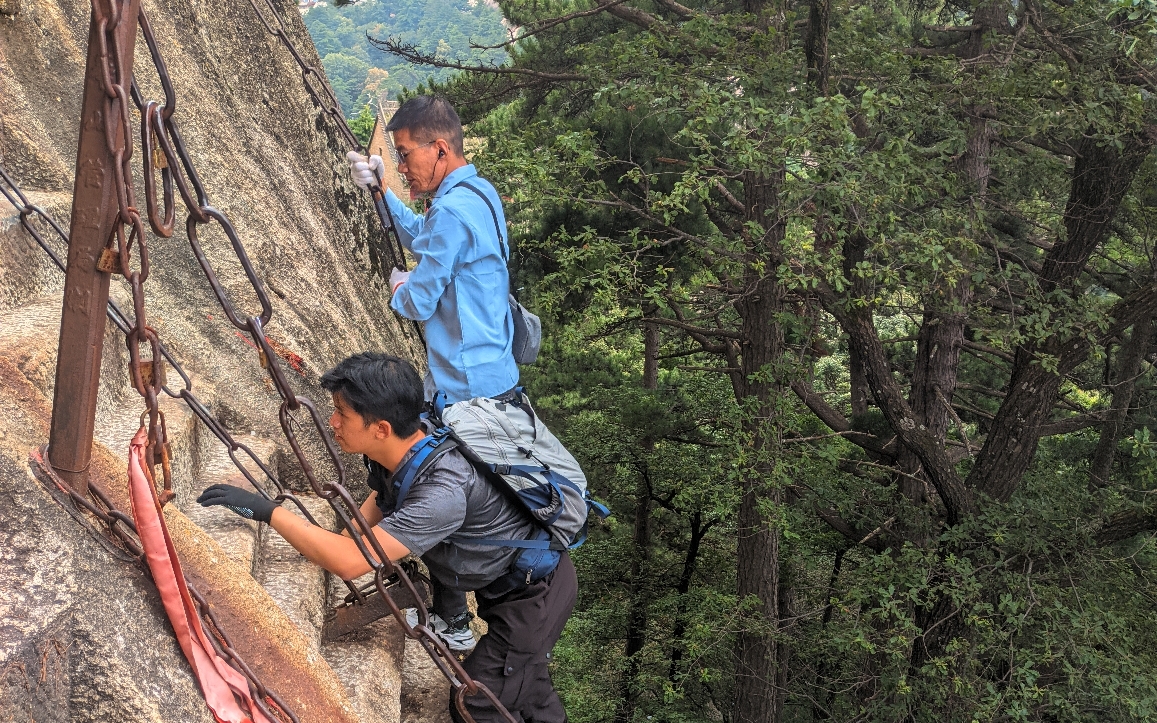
[0,452,215,723]
[0,0,425,716]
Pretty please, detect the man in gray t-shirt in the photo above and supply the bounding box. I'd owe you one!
[198,352,578,723]
[366,439,535,591]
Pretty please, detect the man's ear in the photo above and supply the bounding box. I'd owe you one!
[374,419,394,440]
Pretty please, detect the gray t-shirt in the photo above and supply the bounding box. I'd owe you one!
[369,446,537,591]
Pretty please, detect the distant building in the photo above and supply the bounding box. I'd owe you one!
[366,96,409,201]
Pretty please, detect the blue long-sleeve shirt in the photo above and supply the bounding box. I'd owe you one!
[384,164,519,404]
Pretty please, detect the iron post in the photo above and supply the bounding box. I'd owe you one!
[48,0,141,494]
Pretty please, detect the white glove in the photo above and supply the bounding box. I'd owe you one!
[389,268,410,293]
[347,151,384,190]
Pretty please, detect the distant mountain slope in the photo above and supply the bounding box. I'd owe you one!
[303,0,508,115]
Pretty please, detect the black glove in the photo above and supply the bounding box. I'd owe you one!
[196,484,278,524]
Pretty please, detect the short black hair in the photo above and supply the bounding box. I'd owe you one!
[385,95,464,157]
[319,353,424,438]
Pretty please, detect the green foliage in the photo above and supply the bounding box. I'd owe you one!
[348,103,376,145]
[401,0,1157,718]
[322,52,370,116]
[303,0,508,115]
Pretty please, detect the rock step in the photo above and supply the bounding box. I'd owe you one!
[179,433,274,575]
[323,573,406,723]
[186,429,408,723]
[401,637,453,723]
[0,296,67,397]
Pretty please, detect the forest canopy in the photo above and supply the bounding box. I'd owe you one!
[369,0,1157,720]
[303,0,507,115]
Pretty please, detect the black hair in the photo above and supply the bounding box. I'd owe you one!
[385,95,465,157]
[319,353,424,438]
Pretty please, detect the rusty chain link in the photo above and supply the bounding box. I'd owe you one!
[89,0,173,508]
[27,447,298,723]
[5,0,516,716]
[245,0,426,348]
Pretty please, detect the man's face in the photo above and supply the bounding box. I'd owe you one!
[329,393,380,455]
[391,127,444,196]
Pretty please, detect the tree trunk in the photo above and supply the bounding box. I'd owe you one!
[732,168,788,723]
[969,133,1152,502]
[804,0,830,94]
[811,549,846,720]
[669,510,710,681]
[1089,320,1154,488]
[617,321,661,722]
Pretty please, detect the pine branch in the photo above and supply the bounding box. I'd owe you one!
[368,38,588,81]
[468,0,636,50]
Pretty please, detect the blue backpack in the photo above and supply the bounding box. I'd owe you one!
[368,390,609,583]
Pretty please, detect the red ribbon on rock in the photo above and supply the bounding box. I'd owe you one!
[127,425,272,723]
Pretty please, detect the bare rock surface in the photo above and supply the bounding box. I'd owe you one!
[323,615,407,723]
[0,367,215,723]
[400,636,454,723]
[0,0,424,714]
[256,494,333,650]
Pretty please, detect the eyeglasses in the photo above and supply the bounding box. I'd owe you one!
[390,141,435,166]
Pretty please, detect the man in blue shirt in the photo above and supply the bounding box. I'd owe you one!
[347,97,517,656]
[348,96,518,405]
[340,99,589,723]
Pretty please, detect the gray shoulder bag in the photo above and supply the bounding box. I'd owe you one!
[454,181,542,365]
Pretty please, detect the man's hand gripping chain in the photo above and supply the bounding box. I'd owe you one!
[348,150,409,292]
[347,150,384,190]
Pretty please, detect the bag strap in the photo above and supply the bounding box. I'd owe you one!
[451,179,508,261]
[390,428,458,511]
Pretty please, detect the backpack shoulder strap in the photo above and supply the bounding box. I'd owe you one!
[390,429,459,511]
[451,179,508,261]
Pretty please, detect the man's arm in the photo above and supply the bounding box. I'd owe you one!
[390,207,469,322]
[269,506,410,581]
[383,189,423,252]
[340,491,384,537]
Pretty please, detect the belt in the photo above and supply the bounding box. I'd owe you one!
[490,386,521,404]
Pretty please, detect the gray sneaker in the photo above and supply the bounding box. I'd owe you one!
[403,608,476,653]
[404,607,446,632]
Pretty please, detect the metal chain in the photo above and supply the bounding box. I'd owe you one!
[5,2,514,716]
[88,0,174,509]
[5,173,507,723]
[244,0,426,348]
[3,163,352,709]
[28,448,298,723]
[132,9,508,710]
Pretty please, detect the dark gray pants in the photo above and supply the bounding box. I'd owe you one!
[430,574,470,622]
[450,554,577,723]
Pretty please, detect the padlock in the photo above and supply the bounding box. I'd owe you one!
[96,246,121,274]
[134,359,167,389]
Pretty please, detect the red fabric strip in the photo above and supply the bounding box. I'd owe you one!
[127,426,273,723]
